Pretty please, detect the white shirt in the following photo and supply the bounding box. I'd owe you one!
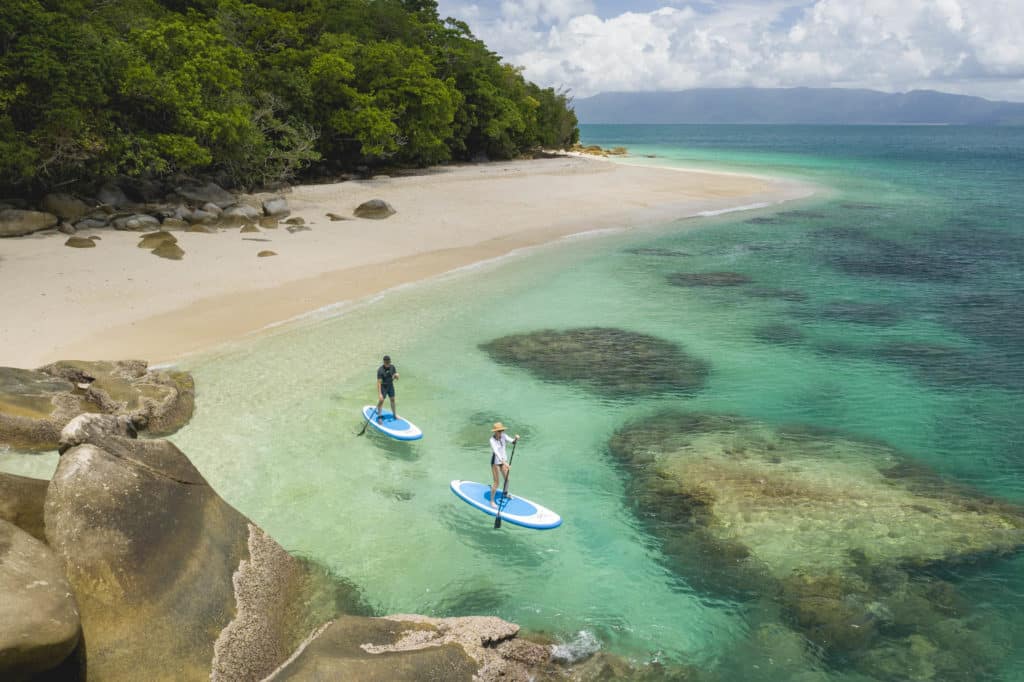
[489,433,514,465]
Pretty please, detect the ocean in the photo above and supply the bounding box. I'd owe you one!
[8,125,1024,679]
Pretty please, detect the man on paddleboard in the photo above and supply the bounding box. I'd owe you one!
[489,422,519,508]
[375,355,399,423]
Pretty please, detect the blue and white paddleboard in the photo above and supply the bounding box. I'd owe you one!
[362,406,423,441]
[450,480,562,530]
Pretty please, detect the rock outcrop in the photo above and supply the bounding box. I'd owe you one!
[0,472,48,542]
[0,519,81,681]
[0,360,194,451]
[39,413,591,681]
[0,209,58,237]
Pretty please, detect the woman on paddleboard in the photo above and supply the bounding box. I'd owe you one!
[489,422,519,508]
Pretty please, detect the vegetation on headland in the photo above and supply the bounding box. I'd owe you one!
[0,0,579,196]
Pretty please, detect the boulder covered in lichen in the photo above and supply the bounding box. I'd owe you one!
[0,360,194,451]
[480,327,710,398]
[608,411,1024,678]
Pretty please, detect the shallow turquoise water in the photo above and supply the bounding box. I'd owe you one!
[8,126,1022,678]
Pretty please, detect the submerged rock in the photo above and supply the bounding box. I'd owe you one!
[607,411,1024,676]
[0,360,194,451]
[624,247,691,257]
[667,272,753,287]
[752,322,805,345]
[743,287,808,302]
[480,327,710,398]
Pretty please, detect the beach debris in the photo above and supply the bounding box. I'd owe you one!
[608,411,1024,678]
[0,519,81,679]
[0,209,58,237]
[0,360,194,451]
[353,199,396,219]
[64,236,96,248]
[326,212,351,221]
[137,230,177,249]
[152,242,185,260]
[481,327,709,398]
[286,224,311,233]
[284,217,305,225]
[667,271,753,287]
[257,250,277,257]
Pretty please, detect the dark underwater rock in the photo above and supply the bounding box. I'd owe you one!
[742,287,808,302]
[624,247,691,257]
[607,411,1024,676]
[667,272,753,287]
[816,300,903,326]
[753,323,806,345]
[480,327,710,398]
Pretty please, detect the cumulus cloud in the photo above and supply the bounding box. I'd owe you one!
[437,0,1024,101]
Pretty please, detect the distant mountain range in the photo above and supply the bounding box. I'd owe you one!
[573,88,1024,125]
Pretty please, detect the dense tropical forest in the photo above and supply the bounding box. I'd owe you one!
[0,0,579,194]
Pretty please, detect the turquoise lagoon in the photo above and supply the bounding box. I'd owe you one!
[8,126,1024,679]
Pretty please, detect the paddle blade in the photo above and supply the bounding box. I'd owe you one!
[494,514,502,529]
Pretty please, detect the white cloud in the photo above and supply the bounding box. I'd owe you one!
[438,0,1024,101]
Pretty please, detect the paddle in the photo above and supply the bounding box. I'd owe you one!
[357,405,377,436]
[493,439,518,529]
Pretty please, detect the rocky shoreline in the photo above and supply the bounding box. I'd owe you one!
[0,362,672,681]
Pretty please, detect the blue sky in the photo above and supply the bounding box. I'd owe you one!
[436,1,1024,101]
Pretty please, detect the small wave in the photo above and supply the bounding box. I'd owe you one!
[550,630,602,663]
[694,202,771,217]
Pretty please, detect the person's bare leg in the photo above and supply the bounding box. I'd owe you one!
[389,395,397,420]
[375,397,384,422]
[490,465,500,508]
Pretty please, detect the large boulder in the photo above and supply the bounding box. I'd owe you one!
[0,519,81,681]
[0,361,194,451]
[96,183,130,209]
[608,412,1024,678]
[0,209,58,237]
[112,214,160,232]
[257,193,290,218]
[0,472,48,542]
[39,194,89,222]
[175,182,235,209]
[353,199,396,219]
[42,415,577,681]
[480,327,710,398]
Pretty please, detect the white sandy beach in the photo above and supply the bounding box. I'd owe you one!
[0,155,812,368]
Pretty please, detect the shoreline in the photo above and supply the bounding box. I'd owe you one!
[0,155,814,369]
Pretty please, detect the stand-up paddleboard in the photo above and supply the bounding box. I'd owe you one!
[361,406,423,441]
[450,480,562,530]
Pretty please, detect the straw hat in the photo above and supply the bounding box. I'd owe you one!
[491,422,506,433]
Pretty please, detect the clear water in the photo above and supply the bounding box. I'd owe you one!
[7,125,1023,678]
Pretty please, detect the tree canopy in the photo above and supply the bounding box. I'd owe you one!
[0,0,578,193]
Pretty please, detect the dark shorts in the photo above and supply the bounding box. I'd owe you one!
[379,383,395,398]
